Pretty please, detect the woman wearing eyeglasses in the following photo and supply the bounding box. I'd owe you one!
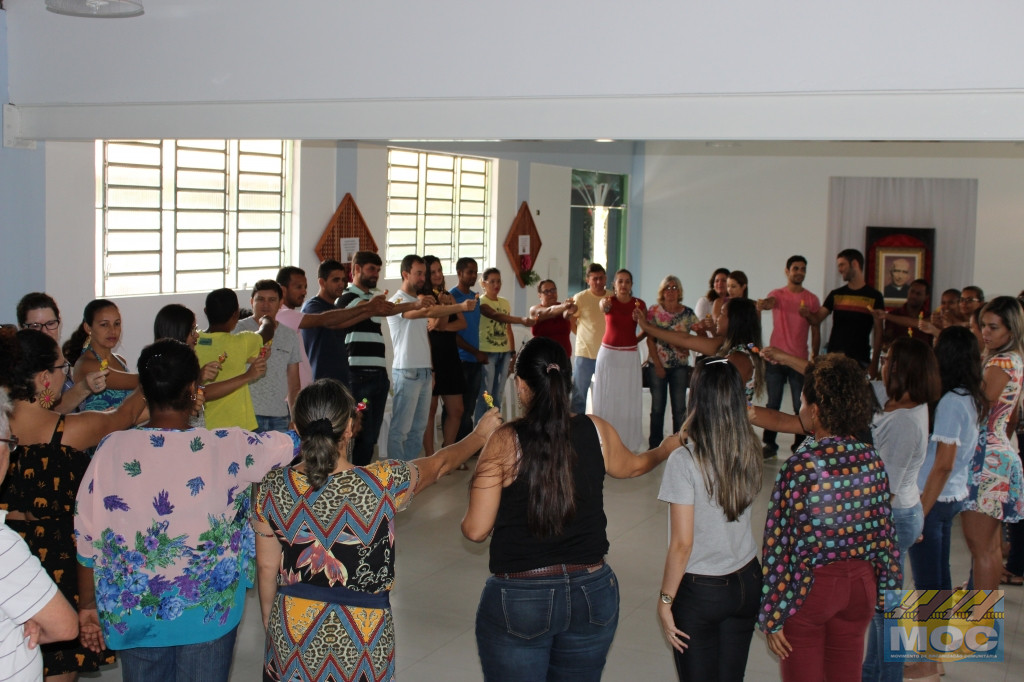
[645,276,698,449]
[0,328,146,680]
[16,292,108,414]
[529,279,577,361]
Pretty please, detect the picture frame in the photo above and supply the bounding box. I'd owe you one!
[865,227,935,309]
[875,247,925,305]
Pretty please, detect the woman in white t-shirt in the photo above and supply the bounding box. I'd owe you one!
[656,357,763,681]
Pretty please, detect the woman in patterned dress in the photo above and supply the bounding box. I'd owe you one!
[253,379,501,682]
[961,295,1024,590]
[750,354,901,682]
[0,328,146,682]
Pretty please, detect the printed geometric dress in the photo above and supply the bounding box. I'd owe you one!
[963,351,1024,522]
[254,460,414,682]
[0,416,116,675]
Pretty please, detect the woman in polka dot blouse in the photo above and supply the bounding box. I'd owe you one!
[751,353,902,682]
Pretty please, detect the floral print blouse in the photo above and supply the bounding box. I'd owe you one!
[75,427,299,649]
[758,435,902,633]
[646,304,698,368]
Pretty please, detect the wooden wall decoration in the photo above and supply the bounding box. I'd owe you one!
[503,201,543,288]
[314,193,379,263]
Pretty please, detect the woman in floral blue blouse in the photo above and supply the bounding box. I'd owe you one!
[74,339,300,682]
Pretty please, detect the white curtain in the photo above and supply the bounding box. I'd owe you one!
[827,176,978,298]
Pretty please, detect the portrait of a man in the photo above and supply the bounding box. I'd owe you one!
[884,257,913,298]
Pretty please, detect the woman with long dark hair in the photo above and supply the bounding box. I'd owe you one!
[657,357,762,681]
[254,379,500,681]
[961,296,1024,590]
[462,337,675,681]
[694,267,729,321]
[636,297,765,402]
[421,255,467,457]
[65,299,139,412]
[0,328,146,681]
[909,326,985,590]
[861,336,940,682]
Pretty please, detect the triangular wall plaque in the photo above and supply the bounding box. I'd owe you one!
[314,193,380,263]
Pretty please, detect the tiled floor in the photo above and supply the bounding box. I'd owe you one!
[85,396,1023,681]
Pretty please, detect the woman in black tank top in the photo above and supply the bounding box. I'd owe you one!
[462,337,677,681]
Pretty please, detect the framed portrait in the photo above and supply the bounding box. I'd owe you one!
[875,247,925,304]
[865,227,935,308]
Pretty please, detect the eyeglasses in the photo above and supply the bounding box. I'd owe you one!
[540,288,557,295]
[23,319,60,331]
[664,285,680,291]
[0,436,18,453]
[54,361,71,375]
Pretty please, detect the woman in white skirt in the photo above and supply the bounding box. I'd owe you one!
[593,269,646,450]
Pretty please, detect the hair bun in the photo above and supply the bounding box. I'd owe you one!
[305,417,336,438]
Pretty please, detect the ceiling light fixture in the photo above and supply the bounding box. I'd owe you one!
[45,0,145,18]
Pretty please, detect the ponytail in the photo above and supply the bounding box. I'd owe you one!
[293,379,355,489]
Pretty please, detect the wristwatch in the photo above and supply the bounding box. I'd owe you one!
[659,592,674,604]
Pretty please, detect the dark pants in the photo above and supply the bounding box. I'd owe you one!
[780,560,876,682]
[763,363,806,450]
[669,558,760,682]
[908,499,962,589]
[451,361,482,442]
[648,364,690,449]
[349,367,390,466]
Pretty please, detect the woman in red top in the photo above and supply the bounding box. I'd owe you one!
[529,279,576,360]
[592,269,646,450]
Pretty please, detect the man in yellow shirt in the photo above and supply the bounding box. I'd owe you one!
[569,263,608,414]
[195,288,274,430]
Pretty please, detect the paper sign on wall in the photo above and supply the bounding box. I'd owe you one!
[518,235,530,255]
[340,238,361,263]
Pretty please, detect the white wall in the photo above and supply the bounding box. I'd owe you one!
[9,2,1024,141]
[638,142,1024,343]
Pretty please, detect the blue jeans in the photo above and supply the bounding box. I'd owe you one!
[572,356,597,414]
[255,414,290,432]
[476,351,511,421]
[476,562,619,682]
[452,361,483,441]
[388,367,432,461]
[669,558,760,681]
[648,364,690,449]
[349,367,391,466]
[763,362,805,449]
[908,499,963,590]
[863,503,923,681]
[118,626,238,682]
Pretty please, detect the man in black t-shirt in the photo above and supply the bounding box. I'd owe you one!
[801,249,884,377]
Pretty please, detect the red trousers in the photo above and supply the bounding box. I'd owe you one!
[780,560,877,682]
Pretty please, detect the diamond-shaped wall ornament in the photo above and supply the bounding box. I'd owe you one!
[503,201,543,288]
[314,193,379,264]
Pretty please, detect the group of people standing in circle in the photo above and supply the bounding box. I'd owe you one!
[3,250,1024,682]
